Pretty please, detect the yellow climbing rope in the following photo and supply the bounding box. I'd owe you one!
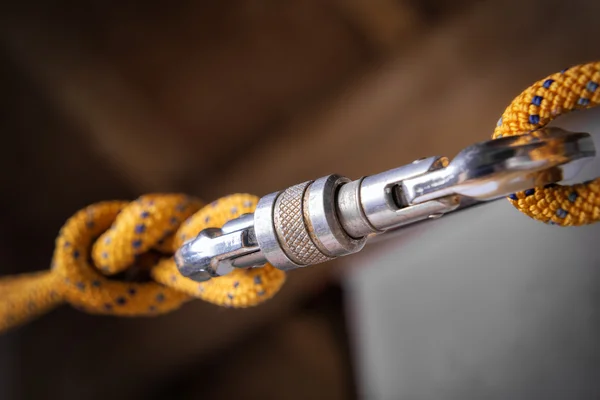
[493,61,600,225]
[0,61,599,333]
[0,194,286,332]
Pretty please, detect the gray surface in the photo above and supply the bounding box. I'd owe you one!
[344,108,600,399]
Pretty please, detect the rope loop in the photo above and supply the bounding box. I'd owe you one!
[151,193,286,307]
[494,61,600,226]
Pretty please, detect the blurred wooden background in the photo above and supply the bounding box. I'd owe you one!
[0,0,599,398]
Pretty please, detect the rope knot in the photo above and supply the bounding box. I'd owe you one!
[0,193,286,331]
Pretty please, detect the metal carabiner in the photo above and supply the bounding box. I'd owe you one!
[175,127,595,282]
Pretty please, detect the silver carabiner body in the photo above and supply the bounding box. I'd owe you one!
[175,127,595,282]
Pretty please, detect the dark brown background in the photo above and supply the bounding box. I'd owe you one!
[0,0,599,398]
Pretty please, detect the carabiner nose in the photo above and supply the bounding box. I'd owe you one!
[401,127,595,205]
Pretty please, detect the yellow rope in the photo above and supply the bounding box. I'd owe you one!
[0,61,599,333]
[493,61,600,225]
[0,194,285,332]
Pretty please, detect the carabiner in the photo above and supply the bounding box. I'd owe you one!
[175,127,595,281]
